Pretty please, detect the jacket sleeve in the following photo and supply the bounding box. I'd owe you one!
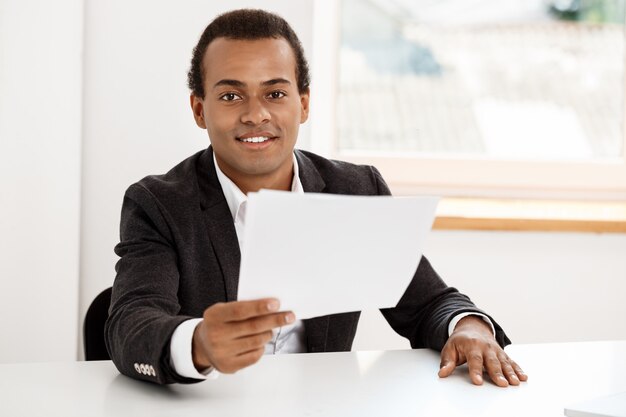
[369,167,511,351]
[104,183,203,384]
[380,257,511,351]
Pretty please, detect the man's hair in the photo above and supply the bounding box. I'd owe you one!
[187,9,311,98]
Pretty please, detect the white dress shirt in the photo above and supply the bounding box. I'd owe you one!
[169,153,494,379]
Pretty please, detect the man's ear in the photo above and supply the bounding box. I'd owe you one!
[190,94,207,129]
[299,88,310,124]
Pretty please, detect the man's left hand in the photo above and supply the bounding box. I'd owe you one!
[438,315,528,387]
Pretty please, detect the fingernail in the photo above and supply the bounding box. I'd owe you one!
[267,300,279,312]
[285,313,295,324]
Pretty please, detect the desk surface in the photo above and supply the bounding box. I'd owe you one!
[1,341,625,417]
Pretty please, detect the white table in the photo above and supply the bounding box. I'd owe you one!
[1,341,625,417]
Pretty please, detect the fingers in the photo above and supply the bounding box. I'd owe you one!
[219,347,265,374]
[466,351,485,386]
[229,331,274,356]
[468,349,526,387]
[228,311,295,338]
[210,298,282,322]
[484,350,508,387]
[195,299,295,374]
[463,349,528,387]
[511,359,528,382]
[497,352,520,386]
[464,348,528,387]
[438,344,459,378]
[199,327,273,373]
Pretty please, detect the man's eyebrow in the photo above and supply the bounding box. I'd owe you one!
[212,78,291,89]
[213,79,246,89]
[262,78,291,87]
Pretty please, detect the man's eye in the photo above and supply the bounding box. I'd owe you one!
[220,93,240,101]
[268,91,285,99]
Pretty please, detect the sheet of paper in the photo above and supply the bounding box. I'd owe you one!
[237,191,439,319]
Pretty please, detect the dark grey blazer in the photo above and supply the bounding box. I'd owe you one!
[105,147,510,384]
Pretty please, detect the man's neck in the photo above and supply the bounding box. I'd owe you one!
[216,159,294,195]
[233,171,293,195]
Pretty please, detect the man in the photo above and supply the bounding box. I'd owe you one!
[105,9,527,387]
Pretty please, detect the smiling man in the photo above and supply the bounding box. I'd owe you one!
[190,36,306,194]
[105,9,527,387]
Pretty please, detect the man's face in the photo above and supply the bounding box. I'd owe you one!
[191,37,309,184]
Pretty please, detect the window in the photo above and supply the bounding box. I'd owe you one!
[310,0,626,200]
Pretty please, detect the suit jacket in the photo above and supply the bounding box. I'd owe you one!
[105,147,510,384]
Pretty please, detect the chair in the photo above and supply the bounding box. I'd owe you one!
[83,287,112,361]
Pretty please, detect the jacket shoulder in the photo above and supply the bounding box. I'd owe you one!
[296,150,389,195]
[126,149,205,207]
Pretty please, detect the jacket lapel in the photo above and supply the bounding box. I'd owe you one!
[196,147,240,302]
[295,150,325,193]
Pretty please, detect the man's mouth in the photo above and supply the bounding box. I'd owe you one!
[235,131,279,147]
[238,136,272,143]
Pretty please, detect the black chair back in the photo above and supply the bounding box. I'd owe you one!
[83,287,112,361]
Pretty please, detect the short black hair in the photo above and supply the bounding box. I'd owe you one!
[187,9,310,98]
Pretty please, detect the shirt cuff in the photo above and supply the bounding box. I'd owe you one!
[448,312,496,337]
[169,318,219,380]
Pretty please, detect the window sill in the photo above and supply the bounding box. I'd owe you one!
[433,198,626,233]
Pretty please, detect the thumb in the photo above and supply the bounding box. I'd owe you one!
[438,345,458,378]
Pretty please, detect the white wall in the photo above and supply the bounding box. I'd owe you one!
[0,0,83,362]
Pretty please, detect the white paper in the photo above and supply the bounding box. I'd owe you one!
[237,191,439,319]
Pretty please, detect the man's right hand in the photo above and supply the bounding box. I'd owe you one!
[191,298,294,374]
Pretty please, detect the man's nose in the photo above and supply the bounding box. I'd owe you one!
[240,96,271,125]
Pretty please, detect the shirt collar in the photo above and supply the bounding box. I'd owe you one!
[213,152,304,222]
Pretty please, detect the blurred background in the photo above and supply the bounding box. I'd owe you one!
[339,0,624,159]
[1,0,624,363]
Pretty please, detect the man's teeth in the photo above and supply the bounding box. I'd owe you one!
[240,136,270,143]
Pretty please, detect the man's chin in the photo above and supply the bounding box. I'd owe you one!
[214,145,295,180]
[237,162,286,177]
